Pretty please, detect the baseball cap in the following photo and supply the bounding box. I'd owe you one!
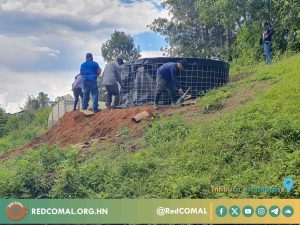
[178,59,187,67]
[116,57,124,65]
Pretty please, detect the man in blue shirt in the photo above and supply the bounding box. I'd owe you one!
[80,53,102,112]
[154,59,187,109]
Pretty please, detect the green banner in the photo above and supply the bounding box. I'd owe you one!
[0,199,299,224]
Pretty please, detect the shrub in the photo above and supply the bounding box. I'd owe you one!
[144,115,189,145]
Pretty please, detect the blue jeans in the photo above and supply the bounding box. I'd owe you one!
[82,79,99,111]
[73,88,83,110]
[264,41,272,64]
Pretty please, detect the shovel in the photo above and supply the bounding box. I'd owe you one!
[176,87,191,106]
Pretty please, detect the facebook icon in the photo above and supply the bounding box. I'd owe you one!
[216,206,227,217]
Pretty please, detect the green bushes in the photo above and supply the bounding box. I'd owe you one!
[0,108,50,153]
[0,145,70,198]
[232,22,263,67]
[144,115,189,145]
[51,165,83,198]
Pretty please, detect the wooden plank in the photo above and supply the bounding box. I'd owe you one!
[182,100,197,106]
[80,109,95,116]
[132,111,150,122]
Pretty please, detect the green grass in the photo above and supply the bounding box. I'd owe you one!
[0,108,50,154]
[0,54,300,199]
[116,126,132,137]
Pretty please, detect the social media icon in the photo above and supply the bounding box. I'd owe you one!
[229,206,240,217]
[243,205,254,217]
[216,206,227,217]
[245,209,252,214]
[269,206,280,217]
[282,206,294,217]
[256,206,267,217]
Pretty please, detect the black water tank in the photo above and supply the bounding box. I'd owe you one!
[119,57,229,106]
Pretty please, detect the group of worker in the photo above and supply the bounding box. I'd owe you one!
[72,52,187,112]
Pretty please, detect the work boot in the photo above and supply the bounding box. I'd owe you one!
[93,109,100,113]
[154,104,159,110]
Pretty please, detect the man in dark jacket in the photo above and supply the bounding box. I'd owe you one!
[102,58,124,109]
[154,59,187,110]
[80,53,102,112]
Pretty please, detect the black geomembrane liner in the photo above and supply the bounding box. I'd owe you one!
[119,57,229,107]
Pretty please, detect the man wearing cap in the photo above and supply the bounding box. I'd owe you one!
[102,58,124,109]
[154,59,187,110]
[80,53,102,112]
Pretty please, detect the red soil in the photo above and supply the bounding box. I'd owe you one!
[0,106,155,161]
[40,106,155,146]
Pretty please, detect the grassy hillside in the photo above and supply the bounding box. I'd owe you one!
[0,54,299,199]
[0,108,50,154]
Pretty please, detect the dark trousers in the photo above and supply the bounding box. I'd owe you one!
[82,80,99,111]
[73,88,83,110]
[105,84,120,107]
[154,75,176,105]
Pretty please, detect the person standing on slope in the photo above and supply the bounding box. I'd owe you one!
[102,58,124,109]
[80,53,102,112]
[260,21,274,64]
[71,74,83,111]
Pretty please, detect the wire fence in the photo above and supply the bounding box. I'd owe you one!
[48,99,107,128]
[119,57,229,106]
[48,99,75,128]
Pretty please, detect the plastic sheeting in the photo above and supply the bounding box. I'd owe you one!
[119,57,229,107]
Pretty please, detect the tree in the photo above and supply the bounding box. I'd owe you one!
[23,95,40,111]
[101,30,141,62]
[150,0,300,63]
[37,92,51,108]
[149,0,229,59]
[0,107,7,137]
[23,92,52,112]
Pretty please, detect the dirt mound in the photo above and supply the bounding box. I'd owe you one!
[39,106,155,146]
[0,106,155,161]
